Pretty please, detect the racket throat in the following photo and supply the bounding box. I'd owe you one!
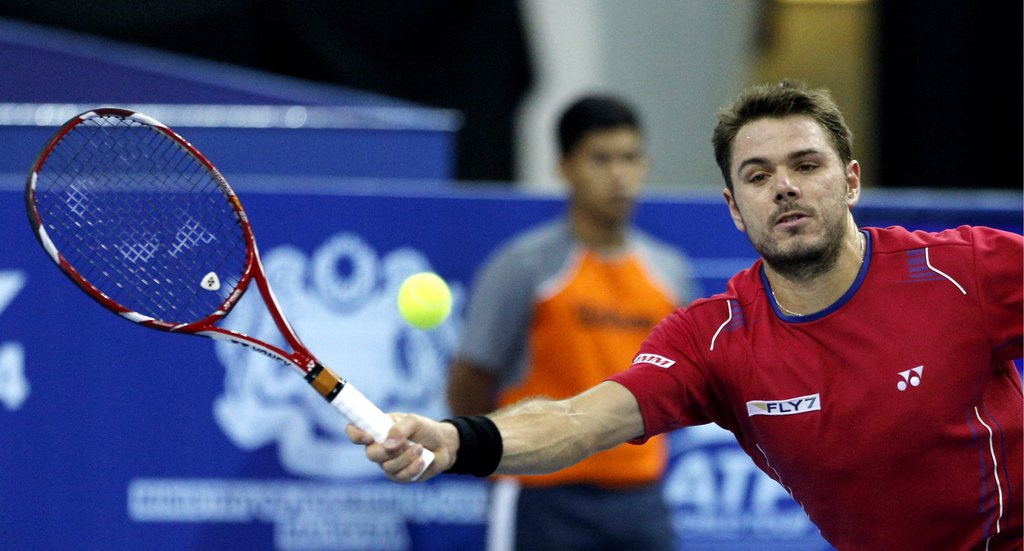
[305,363,346,401]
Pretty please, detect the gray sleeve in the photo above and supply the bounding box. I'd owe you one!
[669,250,701,306]
[457,242,535,379]
[635,233,702,307]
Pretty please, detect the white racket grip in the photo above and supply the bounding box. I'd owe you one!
[331,383,435,480]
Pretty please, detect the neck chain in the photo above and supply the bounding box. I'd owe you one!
[772,290,805,316]
[771,232,866,317]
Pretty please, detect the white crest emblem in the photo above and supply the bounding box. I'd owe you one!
[212,232,461,478]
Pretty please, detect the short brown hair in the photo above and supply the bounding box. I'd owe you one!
[712,80,853,189]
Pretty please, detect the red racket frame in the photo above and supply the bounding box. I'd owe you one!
[25,108,434,475]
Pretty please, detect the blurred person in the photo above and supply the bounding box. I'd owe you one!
[445,94,698,551]
[350,81,1024,551]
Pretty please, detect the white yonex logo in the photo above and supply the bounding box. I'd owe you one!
[746,393,821,417]
[632,353,675,368]
[201,272,221,291]
[896,365,924,391]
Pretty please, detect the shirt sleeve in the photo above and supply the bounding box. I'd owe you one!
[971,226,1024,361]
[673,252,701,306]
[632,232,701,307]
[457,243,535,380]
[608,308,714,442]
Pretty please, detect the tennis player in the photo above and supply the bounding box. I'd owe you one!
[348,80,1023,550]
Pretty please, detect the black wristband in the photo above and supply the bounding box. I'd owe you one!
[442,415,503,477]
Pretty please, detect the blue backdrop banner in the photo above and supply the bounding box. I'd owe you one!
[1,179,1020,550]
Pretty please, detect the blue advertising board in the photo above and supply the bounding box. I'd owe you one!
[2,175,1020,550]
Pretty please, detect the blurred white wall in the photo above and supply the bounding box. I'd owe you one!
[515,1,760,191]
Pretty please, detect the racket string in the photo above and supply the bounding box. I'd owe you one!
[34,113,249,324]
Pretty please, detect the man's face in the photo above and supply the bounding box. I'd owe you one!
[723,115,860,278]
[560,127,648,226]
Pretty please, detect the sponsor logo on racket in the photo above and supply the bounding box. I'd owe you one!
[201,272,220,291]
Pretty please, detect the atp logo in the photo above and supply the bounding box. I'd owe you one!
[896,365,924,391]
[664,424,827,547]
[211,232,462,478]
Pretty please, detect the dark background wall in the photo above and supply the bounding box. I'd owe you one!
[0,1,533,183]
[878,1,1021,189]
[1,1,1020,189]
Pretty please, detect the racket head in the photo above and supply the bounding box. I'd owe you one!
[25,108,257,330]
[22,110,422,457]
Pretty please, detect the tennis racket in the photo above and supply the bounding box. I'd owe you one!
[25,107,434,477]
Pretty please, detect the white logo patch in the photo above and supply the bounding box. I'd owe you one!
[201,272,221,291]
[632,353,675,368]
[746,393,821,417]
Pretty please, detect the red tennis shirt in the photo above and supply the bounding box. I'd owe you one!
[610,225,1023,550]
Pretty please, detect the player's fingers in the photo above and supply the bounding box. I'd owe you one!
[389,413,430,444]
[380,443,428,483]
[378,414,423,452]
[366,438,409,462]
[344,423,375,445]
[398,453,434,483]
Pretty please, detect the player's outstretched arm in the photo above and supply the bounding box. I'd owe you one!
[346,380,645,482]
[490,381,644,475]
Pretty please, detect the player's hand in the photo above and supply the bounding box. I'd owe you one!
[346,413,458,483]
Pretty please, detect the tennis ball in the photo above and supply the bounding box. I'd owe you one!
[397,272,452,329]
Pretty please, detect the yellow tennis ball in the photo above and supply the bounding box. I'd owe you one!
[397,272,452,329]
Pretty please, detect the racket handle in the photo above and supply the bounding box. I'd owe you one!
[331,383,436,480]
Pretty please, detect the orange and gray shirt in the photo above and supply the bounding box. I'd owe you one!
[458,219,697,488]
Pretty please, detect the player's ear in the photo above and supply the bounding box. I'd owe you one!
[558,154,583,196]
[556,155,570,183]
[723,187,746,233]
[845,160,861,208]
[636,146,652,177]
